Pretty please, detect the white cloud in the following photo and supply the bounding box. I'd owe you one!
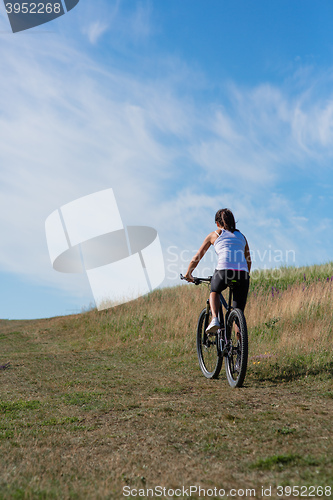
[85,21,109,44]
[292,99,333,155]
[80,0,153,48]
[128,2,153,40]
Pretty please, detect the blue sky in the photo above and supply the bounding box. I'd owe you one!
[1,0,333,319]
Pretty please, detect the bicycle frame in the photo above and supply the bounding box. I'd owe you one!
[221,281,239,324]
[206,284,234,331]
[198,279,234,360]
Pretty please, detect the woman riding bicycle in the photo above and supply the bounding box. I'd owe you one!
[184,208,251,334]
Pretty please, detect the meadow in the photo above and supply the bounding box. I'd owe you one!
[0,264,333,499]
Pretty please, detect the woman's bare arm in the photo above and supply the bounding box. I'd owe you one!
[244,239,251,272]
[184,232,216,282]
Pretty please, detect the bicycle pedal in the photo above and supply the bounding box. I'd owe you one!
[221,341,231,356]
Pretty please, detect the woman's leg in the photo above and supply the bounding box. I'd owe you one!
[209,270,228,320]
[232,272,250,338]
[232,272,250,312]
[206,270,230,332]
[209,292,220,318]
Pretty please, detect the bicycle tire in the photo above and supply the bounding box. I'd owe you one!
[196,308,223,379]
[224,308,248,388]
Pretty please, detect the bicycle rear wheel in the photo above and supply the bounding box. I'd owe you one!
[225,308,248,388]
[197,308,222,379]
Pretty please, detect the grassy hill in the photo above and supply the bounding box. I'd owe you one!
[1,264,333,499]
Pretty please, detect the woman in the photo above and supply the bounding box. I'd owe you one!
[184,208,251,333]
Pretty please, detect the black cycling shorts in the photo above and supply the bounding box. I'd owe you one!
[210,269,250,312]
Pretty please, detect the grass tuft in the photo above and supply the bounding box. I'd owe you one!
[251,453,301,470]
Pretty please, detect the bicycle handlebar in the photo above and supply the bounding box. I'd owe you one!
[180,274,212,285]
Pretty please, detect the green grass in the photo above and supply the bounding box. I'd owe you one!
[0,400,41,413]
[251,453,302,470]
[249,261,333,292]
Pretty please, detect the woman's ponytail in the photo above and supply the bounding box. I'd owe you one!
[215,208,236,233]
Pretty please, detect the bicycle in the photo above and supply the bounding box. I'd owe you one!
[180,274,248,388]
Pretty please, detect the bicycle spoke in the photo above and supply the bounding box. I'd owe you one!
[225,309,248,388]
[197,309,222,379]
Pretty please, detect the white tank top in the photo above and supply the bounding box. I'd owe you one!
[214,229,249,271]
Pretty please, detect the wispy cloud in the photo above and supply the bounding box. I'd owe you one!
[85,21,109,44]
[80,0,153,48]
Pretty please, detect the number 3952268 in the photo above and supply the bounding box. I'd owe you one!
[5,3,62,14]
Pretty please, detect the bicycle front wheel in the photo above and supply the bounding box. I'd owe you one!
[197,308,222,379]
[225,308,248,388]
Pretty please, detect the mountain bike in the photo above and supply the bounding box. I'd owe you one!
[180,274,248,388]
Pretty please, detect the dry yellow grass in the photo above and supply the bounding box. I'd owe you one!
[244,278,333,379]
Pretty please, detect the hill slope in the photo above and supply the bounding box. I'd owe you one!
[1,264,333,499]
